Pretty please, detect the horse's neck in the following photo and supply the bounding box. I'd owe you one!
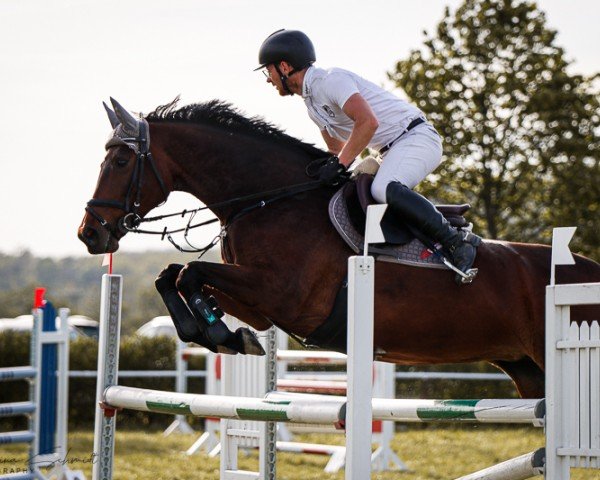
[153,123,313,220]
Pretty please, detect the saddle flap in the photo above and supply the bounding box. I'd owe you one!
[353,174,471,229]
[342,180,412,245]
[328,185,446,268]
[356,174,376,211]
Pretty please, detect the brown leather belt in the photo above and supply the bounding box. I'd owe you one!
[379,117,426,155]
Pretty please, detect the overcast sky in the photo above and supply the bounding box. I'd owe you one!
[0,0,598,259]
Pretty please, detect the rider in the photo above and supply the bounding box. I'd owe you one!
[256,29,481,282]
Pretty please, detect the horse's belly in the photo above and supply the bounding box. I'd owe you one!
[372,292,532,364]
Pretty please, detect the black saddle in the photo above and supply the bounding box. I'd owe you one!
[346,174,471,245]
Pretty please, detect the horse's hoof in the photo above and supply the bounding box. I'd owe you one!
[237,328,266,356]
[216,345,239,355]
[155,264,185,291]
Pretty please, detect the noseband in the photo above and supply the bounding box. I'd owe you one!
[85,119,169,239]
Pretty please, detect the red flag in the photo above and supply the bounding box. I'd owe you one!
[33,287,46,309]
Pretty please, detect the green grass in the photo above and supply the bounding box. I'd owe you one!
[0,426,597,479]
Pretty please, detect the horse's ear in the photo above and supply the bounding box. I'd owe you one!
[110,97,139,134]
[103,101,120,129]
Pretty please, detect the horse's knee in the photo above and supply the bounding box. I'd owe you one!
[175,261,204,296]
[155,263,184,293]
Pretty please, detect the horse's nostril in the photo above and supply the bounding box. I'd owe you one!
[79,226,98,247]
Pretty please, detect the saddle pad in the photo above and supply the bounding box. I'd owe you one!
[328,187,447,269]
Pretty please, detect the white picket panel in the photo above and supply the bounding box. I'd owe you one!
[546,282,600,479]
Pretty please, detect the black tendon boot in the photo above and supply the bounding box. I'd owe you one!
[155,265,232,353]
[188,292,232,345]
[187,292,266,356]
[386,182,482,284]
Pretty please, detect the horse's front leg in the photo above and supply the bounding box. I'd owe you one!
[155,264,264,355]
[176,261,273,355]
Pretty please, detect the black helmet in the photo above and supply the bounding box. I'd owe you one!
[256,29,316,71]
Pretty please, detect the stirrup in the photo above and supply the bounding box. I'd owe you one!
[439,256,479,284]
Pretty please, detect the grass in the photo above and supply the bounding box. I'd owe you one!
[0,426,597,479]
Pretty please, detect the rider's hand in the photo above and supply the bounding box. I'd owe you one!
[318,156,348,185]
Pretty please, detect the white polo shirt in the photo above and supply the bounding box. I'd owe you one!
[302,66,424,150]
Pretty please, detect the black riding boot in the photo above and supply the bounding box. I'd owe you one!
[385,182,481,283]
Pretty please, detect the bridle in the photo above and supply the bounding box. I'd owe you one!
[85,118,333,256]
[85,119,169,240]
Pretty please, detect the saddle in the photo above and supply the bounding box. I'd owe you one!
[328,174,472,269]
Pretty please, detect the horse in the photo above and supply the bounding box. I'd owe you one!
[78,98,600,399]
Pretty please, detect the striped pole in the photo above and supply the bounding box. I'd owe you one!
[0,367,36,382]
[455,448,545,480]
[0,431,36,445]
[103,386,343,424]
[0,402,36,418]
[0,473,39,480]
[265,392,544,425]
[275,350,347,365]
[102,387,544,426]
[370,398,545,424]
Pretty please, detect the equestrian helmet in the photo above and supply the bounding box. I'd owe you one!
[256,29,316,71]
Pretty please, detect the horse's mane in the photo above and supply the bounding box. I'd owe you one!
[146,97,327,159]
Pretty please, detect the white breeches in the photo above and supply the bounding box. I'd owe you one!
[370,123,443,203]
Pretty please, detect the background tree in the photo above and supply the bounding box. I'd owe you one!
[389,0,599,259]
[0,249,208,330]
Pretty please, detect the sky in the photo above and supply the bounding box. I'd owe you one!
[0,0,598,259]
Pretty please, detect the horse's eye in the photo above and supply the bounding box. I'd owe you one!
[116,157,129,167]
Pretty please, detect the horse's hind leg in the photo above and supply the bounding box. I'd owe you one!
[492,357,545,399]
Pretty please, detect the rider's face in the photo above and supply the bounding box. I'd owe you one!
[264,63,290,96]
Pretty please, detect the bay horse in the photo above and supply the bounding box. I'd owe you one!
[78,98,600,399]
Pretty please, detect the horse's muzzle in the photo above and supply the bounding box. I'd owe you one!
[77,224,119,254]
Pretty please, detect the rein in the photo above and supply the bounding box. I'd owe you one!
[130,178,324,255]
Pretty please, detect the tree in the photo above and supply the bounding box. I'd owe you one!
[389,0,599,259]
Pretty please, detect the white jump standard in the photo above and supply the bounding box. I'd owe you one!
[0,302,83,480]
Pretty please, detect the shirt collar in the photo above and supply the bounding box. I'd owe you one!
[302,66,315,98]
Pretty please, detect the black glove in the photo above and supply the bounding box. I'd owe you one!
[318,156,348,185]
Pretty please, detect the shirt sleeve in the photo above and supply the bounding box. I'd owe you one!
[322,72,360,110]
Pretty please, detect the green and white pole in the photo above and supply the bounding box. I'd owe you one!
[265,392,544,425]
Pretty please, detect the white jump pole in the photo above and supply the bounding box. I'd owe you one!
[345,204,387,480]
